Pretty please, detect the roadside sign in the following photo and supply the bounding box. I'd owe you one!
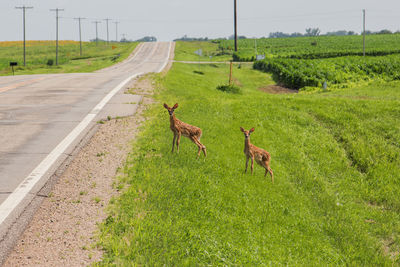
[10,62,17,76]
[323,81,328,90]
[256,54,265,61]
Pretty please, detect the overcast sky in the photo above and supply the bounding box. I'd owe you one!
[1,0,400,42]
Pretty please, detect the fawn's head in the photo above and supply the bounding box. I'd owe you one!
[240,127,255,139]
[163,103,178,116]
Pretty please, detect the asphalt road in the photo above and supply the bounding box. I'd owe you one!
[0,42,172,260]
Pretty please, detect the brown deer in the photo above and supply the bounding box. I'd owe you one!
[240,127,274,183]
[164,103,206,158]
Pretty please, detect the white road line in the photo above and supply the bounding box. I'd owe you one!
[0,72,143,226]
[157,42,173,73]
[126,43,144,63]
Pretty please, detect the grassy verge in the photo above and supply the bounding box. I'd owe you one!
[97,63,400,265]
[174,41,232,62]
[0,41,138,76]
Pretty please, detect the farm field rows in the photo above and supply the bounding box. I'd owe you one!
[219,34,400,60]
[172,35,400,91]
[96,47,400,265]
[0,41,137,75]
[254,54,400,90]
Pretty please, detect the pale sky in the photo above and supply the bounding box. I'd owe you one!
[1,0,400,42]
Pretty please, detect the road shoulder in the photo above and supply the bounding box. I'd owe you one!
[3,75,156,266]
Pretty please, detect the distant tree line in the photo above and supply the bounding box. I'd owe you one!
[135,36,157,42]
[88,36,157,43]
[171,28,400,43]
[173,35,209,41]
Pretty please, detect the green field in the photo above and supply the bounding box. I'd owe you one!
[174,41,233,62]
[0,41,137,75]
[254,54,400,90]
[97,53,400,265]
[219,34,400,61]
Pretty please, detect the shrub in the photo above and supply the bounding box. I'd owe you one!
[216,84,241,94]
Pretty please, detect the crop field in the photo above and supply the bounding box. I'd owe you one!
[97,42,400,265]
[173,35,400,90]
[219,34,400,60]
[0,41,137,75]
[254,54,400,90]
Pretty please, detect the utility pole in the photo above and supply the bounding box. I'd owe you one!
[234,0,238,52]
[93,21,101,45]
[74,17,85,56]
[363,9,366,57]
[50,8,64,65]
[104,18,111,44]
[114,21,120,42]
[15,6,33,66]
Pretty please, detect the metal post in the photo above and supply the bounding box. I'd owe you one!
[74,17,86,56]
[50,8,64,65]
[15,6,33,66]
[363,9,366,57]
[234,0,238,52]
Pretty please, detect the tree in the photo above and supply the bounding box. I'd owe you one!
[135,36,157,42]
[305,28,320,37]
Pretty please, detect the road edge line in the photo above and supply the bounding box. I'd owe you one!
[0,72,143,226]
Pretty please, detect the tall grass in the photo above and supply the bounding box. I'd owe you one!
[97,62,400,265]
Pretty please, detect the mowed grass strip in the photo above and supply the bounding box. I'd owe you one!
[0,41,138,75]
[174,41,233,62]
[97,63,400,265]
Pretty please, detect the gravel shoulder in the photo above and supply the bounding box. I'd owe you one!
[3,75,158,266]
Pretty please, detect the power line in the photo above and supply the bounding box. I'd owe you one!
[92,21,101,45]
[113,21,120,42]
[363,9,366,56]
[50,8,64,66]
[15,6,33,66]
[74,17,86,56]
[234,0,238,51]
[103,18,112,44]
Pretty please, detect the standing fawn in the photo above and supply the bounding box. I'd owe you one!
[240,127,274,183]
[164,103,206,158]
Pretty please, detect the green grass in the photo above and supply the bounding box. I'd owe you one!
[97,62,400,265]
[174,41,233,62]
[0,41,138,75]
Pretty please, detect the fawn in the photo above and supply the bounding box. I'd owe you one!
[163,103,206,158]
[240,127,274,183]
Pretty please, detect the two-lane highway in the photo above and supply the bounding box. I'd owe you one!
[0,42,173,257]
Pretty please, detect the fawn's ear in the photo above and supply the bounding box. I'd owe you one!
[163,103,169,109]
[250,127,255,133]
[173,103,179,109]
[240,127,245,132]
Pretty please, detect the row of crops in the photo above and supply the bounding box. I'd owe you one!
[253,55,400,90]
[219,34,400,60]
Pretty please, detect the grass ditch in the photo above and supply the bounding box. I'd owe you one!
[96,62,400,265]
[0,41,138,76]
